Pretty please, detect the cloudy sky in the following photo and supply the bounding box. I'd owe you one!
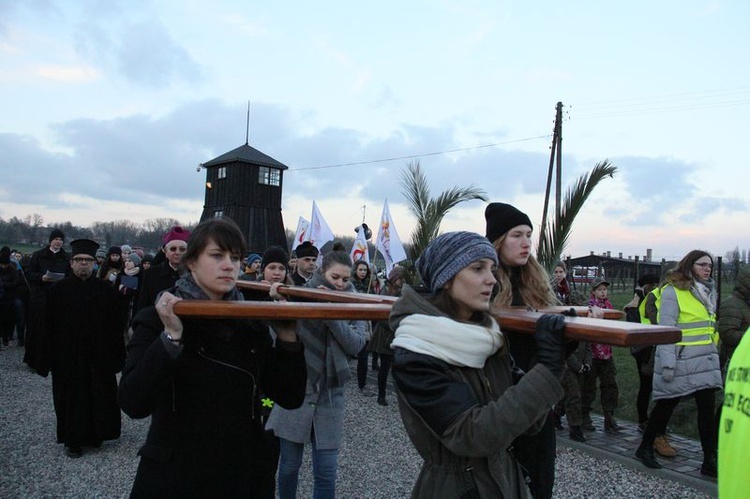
[1,0,748,261]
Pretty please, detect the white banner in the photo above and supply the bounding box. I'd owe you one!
[350,224,370,264]
[308,201,335,250]
[291,216,310,251]
[375,199,407,274]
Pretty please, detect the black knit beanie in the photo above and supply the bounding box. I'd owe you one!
[262,246,289,269]
[49,229,65,242]
[484,203,533,243]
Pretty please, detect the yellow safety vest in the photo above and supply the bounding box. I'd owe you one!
[639,287,661,325]
[719,328,750,498]
[665,286,717,346]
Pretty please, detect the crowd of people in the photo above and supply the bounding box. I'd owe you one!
[0,202,747,497]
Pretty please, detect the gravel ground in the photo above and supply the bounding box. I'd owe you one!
[0,344,714,498]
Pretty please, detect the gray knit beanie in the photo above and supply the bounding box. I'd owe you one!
[416,231,498,292]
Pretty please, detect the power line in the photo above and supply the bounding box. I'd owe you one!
[567,86,750,120]
[292,135,550,171]
[570,86,750,110]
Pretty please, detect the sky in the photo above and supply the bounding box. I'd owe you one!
[1,0,748,262]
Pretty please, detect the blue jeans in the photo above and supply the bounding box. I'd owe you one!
[278,437,338,499]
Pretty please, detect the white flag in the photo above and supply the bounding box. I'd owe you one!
[375,200,407,274]
[308,201,335,250]
[291,217,310,251]
[350,225,370,264]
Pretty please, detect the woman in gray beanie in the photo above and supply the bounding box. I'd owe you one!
[390,231,567,498]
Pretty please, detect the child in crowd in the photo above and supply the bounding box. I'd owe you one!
[581,278,622,432]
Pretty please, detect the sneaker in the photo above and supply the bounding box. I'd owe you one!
[377,397,388,406]
[65,446,83,459]
[653,435,677,458]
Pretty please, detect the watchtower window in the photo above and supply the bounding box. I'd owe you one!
[218,166,227,179]
[259,166,280,186]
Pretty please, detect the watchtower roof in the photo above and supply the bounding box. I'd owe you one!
[202,143,288,170]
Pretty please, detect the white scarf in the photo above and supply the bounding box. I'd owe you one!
[391,314,504,369]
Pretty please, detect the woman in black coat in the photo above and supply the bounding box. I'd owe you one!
[118,218,307,498]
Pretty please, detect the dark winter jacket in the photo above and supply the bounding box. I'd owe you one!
[718,268,750,363]
[134,263,180,314]
[390,286,563,498]
[119,304,307,497]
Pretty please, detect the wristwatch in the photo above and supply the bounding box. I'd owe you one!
[163,331,182,344]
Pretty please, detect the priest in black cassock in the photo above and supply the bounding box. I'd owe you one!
[38,238,125,458]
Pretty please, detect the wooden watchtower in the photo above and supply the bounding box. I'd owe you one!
[199,142,288,254]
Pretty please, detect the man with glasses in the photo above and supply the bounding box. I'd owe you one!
[135,226,190,314]
[37,239,125,458]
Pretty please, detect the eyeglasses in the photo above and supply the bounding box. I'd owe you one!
[166,246,186,253]
[72,257,96,264]
[694,262,713,269]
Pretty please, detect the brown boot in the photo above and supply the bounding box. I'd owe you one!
[653,435,677,457]
[604,412,623,433]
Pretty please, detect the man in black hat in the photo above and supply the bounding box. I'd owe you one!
[23,229,71,370]
[37,239,125,458]
[291,241,319,286]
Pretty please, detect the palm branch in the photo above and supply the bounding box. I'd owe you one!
[400,160,487,259]
[536,160,618,270]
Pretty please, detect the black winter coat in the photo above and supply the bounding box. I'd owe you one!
[134,263,179,314]
[119,307,307,498]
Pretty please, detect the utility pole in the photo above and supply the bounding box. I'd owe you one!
[540,102,563,251]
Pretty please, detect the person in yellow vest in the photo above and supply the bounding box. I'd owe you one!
[719,326,750,497]
[635,250,722,477]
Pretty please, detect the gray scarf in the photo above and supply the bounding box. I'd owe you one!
[173,273,244,302]
[300,271,359,393]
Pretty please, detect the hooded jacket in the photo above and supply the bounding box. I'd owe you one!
[390,286,563,498]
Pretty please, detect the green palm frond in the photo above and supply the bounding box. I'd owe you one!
[537,160,618,270]
[401,160,487,259]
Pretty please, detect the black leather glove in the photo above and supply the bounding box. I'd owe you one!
[534,314,567,379]
[560,307,578,317]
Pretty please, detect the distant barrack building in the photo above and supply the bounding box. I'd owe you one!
[563,249,664,290]
[199,142,288,254]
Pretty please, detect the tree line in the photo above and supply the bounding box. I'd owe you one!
[0,214,193,253]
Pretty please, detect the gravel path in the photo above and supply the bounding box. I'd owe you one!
[0,344,714,498]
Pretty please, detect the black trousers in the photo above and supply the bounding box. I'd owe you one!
[641,388,717,456]
[513,412,556,499]
[632,347,654,423]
